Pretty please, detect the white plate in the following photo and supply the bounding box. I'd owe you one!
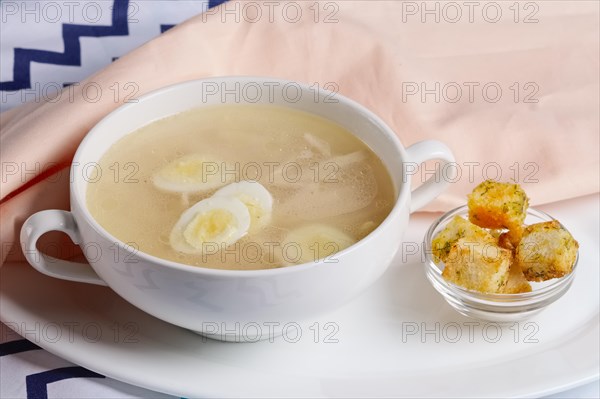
[1,195,598,398]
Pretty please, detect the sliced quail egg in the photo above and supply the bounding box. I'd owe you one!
[281,224,356,264]
[170,197,250,254]
[153,154,228,193]
[213,181,273,232]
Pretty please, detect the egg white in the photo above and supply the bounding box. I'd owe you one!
[213,181,273,232]
[280,224,356,265]
[153,154,229,194]
[170,196,250,254]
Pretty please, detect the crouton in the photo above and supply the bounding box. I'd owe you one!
[516,221,579,281]
[442,238,512,293]
[489,229,503,239]
[431,216,496,263]
[502,262,532,294]
[497,231,515,251]
[467,180,529,245]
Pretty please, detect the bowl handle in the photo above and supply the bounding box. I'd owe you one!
[20,210,108,286]
[405,140,456,213]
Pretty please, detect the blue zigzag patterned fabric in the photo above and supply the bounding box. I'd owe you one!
[0,0,226,112]
[0,322,177,398]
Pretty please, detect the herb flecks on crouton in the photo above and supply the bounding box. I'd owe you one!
[442,238,512,294]
[502,262,532,294]
[467,180,529,245]
[431,216,496,263]
[516,221,579,282]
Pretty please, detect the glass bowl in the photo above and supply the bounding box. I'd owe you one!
[423,205,578,322]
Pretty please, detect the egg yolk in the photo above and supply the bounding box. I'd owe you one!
[311,233,344,257]
[161,159,208,183]
[183,209,236,248]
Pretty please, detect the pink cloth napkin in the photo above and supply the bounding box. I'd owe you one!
[1,1,598,266]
